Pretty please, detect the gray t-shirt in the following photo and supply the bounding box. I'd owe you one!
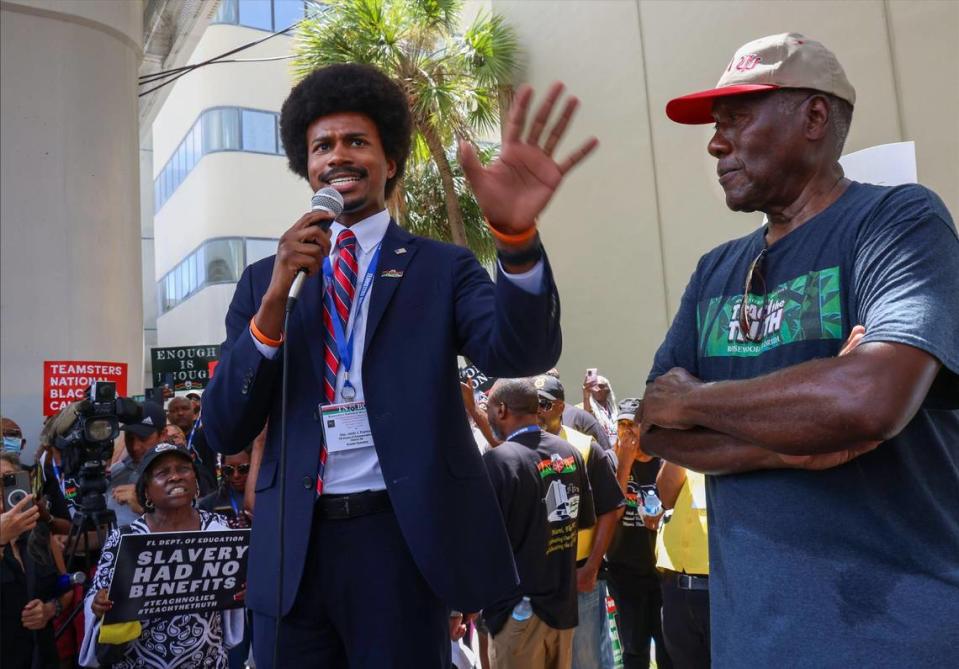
[106,457,141,527]
[649,182,959,667]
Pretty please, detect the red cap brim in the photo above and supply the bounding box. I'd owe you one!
[666,84,779,124]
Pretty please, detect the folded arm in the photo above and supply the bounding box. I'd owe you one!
[642,426,879,476]
[644,341,939,456]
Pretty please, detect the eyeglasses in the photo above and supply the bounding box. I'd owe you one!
[538,398,554,411]
[222,464,250,476]
[739,246,768,343]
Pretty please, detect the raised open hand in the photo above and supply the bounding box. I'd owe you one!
[459,82,599,233]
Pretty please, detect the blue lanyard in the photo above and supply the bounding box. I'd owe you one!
[228,489,240,516]
[187,416,203,464]
[322,244,381,389]
[506,425,541,441]
[51,457,65,497]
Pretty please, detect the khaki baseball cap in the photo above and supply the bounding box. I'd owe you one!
[666,32,856,124]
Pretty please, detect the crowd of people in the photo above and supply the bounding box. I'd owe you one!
[1,397,256,669]
[1,366,708,669]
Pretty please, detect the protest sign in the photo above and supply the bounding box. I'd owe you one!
[458,361,496,394]
[43,361,128,416]
[104,529,249,623]
[150,345,220,392]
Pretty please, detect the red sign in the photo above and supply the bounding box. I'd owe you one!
[208,360,219,378]
[43,361,128,416]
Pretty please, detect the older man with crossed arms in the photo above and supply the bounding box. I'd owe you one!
[641,33,959,667]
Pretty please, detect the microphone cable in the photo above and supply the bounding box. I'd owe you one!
[274,303,294,669]
[272,187,341,667]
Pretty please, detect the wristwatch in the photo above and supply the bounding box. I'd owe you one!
[49,598,63,619]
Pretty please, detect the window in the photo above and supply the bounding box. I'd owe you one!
[202,108,240,153]
[238,0,273,30]
[241,110,277,154]
[212,0,238,24]
[178,262,191,299]
[176,144,187,185]
[155,107,282,213]
[205,239,244,283]
[184,127,196,172]
[158,237,279,314]
[194,245,206,286]
[186,253,197,296]
[214,0,309,31]
[192,125,203,166]
[273,0,305,30]
[157,238,274,313]
[246,238,277,265]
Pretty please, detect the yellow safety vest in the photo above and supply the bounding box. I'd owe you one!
[655,471,709,575]
[559,426,597,562]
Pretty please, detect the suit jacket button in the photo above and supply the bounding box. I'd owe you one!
[302,476,313,489]
[241,382,250,395]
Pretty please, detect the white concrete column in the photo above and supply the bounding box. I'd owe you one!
[1,0,144,459]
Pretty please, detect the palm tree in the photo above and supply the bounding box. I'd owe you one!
[292,0,519,255]
[401,143,498,263]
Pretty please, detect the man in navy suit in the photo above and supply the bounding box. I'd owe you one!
[202,63,598,668]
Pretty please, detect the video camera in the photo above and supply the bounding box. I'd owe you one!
[55,381,142,513]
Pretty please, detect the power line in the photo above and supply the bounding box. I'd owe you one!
[138,19,303,97]
[139,54,295,86]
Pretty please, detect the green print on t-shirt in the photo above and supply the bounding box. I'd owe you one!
[697,266,843,357]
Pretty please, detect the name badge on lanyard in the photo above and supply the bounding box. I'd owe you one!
[321,402,375,453]
[323,244,382,402]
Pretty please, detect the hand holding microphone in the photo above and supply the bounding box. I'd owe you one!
[287,188,345,304]
[254,187,345,339]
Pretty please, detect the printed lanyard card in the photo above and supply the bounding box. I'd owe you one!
[321,402,374,453]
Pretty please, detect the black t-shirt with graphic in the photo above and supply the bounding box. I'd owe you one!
[483,429,596,636]
[605,458,660,580]
[581,441,625,519]
[649,182,959,667]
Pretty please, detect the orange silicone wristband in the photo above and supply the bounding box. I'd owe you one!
[250,317,284,347]
[485,218,538,245]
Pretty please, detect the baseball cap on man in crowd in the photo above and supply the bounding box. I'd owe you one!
[533,375,565,402]
[616,398,642,423]
[666,32,856,124]
[121,401,166,439]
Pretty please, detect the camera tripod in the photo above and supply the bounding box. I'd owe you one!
[54,470,117,640]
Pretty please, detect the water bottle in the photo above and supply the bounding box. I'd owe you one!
[642,491,662,517]
[511,596,533,621]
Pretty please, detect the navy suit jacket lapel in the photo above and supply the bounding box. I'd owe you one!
[365,220,417,350]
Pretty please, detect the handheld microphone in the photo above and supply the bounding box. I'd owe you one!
[287,187,345,308]
[54,571,86,595]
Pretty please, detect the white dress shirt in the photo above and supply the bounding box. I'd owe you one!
[253,208,544,493]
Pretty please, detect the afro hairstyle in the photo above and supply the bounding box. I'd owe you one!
[279,63,413,198]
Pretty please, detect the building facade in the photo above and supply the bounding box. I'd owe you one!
[151,0,311,351]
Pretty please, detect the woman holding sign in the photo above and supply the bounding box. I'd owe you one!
[79,443,244,668]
